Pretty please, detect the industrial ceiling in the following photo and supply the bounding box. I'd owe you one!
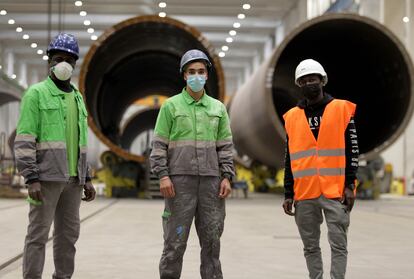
[0,0,298,94]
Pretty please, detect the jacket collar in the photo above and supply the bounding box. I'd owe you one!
[182,87,209,107]
[46,76,79,96]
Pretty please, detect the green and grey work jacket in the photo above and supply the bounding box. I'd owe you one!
[150,88,235,180]
[14,77,90,185]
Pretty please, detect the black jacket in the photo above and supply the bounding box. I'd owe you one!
[284,93,359,199]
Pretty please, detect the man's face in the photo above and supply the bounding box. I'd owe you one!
[297,74,322,87]
[48,51,77,69]
[183,62,208,81]
[298,74,323,100]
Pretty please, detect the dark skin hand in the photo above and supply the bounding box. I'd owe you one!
[82,181,96,202]
[28,182,43,202]
[343,187,355,212]
[282,198,295,216]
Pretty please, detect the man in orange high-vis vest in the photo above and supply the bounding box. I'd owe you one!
[282,59,359,279]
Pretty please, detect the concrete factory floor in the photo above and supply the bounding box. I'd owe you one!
[0,192,413,279]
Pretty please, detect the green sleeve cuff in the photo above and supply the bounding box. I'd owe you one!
[222,173,232,181]
[158,170,169,179]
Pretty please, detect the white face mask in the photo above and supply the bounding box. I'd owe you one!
[51,61,73,81]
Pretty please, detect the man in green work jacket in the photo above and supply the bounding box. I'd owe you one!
[150,49,235,279]
[14,33,95,279]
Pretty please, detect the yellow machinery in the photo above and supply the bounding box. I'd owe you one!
[390,178,406,196]
[234,164,254,193]
[96,151,142,198]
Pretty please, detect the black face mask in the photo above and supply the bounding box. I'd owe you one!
[301,83,322,100]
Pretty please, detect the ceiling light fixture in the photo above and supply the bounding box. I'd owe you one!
[243,4,251,10]
[233,22,241,28]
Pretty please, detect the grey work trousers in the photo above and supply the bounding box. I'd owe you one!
[159,175,225,279]
[23,179,82,279]
[295,195,350,279]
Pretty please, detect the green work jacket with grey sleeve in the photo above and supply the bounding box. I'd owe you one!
[150,88,235,179]
[14,77,91,185]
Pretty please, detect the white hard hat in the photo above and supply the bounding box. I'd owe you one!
[295,59,328,86]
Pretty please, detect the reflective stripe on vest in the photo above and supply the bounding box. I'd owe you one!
[290,148,345,161]
[293,167,346,178]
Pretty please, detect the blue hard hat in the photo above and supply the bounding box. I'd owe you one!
[180,49,211,73]
[47,33,79,59]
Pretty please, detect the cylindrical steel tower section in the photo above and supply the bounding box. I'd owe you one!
[0,87,21,159]
[120,107,159,151]
[230,14,414,168]
[79,15,225,162]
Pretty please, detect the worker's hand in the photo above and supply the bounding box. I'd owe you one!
[219,178,232,199]
[283,198,295,216]
[82,181,96,202]
[343,187,355,212]
[160,176,175,198]
[28,182,43,202]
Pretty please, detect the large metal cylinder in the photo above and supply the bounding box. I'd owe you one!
[79,15,224,162]
[120,107,159,150]
[230,13,414,168]
[0,75,22,106]
[0,78,22,160]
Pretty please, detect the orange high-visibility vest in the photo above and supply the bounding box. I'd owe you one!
[283,99,356,201]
